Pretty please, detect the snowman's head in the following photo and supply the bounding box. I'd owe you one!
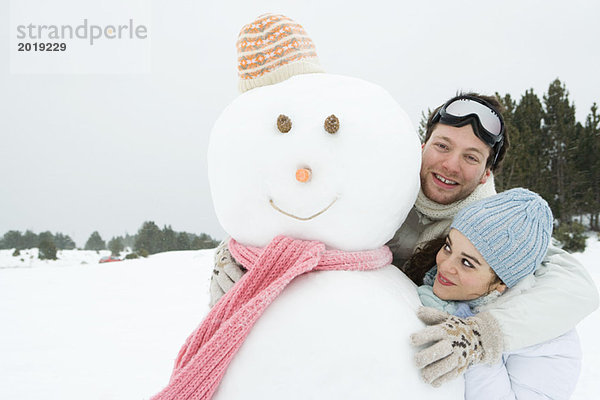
[208,72,420,251]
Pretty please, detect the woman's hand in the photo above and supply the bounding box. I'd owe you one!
[410,306,503,387]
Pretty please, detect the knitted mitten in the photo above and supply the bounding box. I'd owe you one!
[209,240,247,307]
[410,306,503,387]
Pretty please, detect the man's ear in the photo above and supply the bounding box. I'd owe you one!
[480,168,491,184]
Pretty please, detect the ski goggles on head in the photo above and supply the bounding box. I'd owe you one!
[432,95,505,166]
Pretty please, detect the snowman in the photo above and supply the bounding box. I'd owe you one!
[153,14,463,400]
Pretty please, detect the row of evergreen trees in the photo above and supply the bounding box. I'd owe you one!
[0,231,76,251]
[494,79,599,231]
[102,222,220,256]
[0,222,220,258]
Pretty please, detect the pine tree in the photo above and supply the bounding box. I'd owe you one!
[85,231,106,251]
[39,237,57,260]
[108,237,125,256]
[511,89,548,197]
[38,231,54,244]
[134,221,162,255]
[161,225,178,252]
[190,235,203,250]
[176,232,191,251]
[22,230,39,249]
[554,221,587,252]
[54,233,76,250]
[571,121,590,221]
[581,103,600,230]
[121,233,136,250]
[1,230,23,249]
[190,233,220,249]
[494,93,518,191]
[542,79,578,222]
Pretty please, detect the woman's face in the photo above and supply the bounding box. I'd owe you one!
[433,229,506,301]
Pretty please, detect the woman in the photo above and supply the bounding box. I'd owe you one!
[407,188,582,399]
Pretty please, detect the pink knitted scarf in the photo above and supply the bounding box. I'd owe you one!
[152,235,392,400]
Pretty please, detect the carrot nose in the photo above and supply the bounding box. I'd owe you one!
[296,168,312,183]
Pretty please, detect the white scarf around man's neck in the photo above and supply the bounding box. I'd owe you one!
[412,174,497,246]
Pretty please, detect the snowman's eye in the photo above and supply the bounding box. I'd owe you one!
[277,114,292,133]
[324,114,339,134]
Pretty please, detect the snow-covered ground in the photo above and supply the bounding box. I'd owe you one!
[0,237,598,399]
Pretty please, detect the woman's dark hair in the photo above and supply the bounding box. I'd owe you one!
[404,237,446,285]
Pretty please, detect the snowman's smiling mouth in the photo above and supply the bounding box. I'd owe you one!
[269,197,338,221]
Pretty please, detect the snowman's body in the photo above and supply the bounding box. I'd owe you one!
[213,267,463,399]
[208,73,464,398]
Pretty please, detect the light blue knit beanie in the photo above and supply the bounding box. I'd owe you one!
[450,188,553,288]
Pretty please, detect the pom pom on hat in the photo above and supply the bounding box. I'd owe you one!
[450,188,554,288]
[236,13,325,93]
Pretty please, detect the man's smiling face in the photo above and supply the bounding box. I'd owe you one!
[420,123,492,205]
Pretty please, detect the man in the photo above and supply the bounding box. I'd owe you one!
[209,92,599,386]
[387,93,506,270]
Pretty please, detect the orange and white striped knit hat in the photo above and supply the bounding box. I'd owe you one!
[237,13,325,93]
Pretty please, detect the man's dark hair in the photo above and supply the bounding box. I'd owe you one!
[423,92,510,172]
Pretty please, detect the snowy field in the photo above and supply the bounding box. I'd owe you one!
[0,238,598,399]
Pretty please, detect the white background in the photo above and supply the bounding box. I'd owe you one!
[1,0,599,245]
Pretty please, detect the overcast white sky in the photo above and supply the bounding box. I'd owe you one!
[1,0,599,246]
